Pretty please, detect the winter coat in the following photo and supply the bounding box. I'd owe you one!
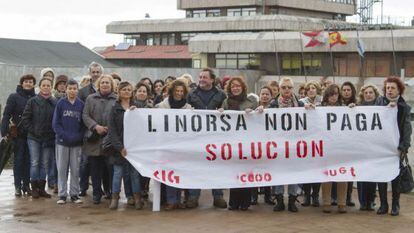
[108,101,135,165]
[1,86,35,138]
[269,94,304,108]
[78,83,96,102]
[156,98,192,109]
[82,92,117,156]
[376,96,412,153]
[187,86,226,110]
[52,97,85,147]
[222,95,259,111]
[20,95,57,144]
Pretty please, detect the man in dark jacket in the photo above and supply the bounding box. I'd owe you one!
[1,75,36,196]
[78,62,104,196]
[186,68,227,209]
[53,79,85,205]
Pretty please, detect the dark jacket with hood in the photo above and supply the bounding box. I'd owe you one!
[1,86,36,138]
[20,94,57,144]
[187,86,226,110]
[52,97,85,147]
[376,96,412,153]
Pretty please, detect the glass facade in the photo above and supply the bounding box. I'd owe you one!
[215,54,260,69]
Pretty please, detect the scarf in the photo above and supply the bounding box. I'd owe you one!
[278,95,298,108]
[386,95,400,103]
[39,91,51,99]
[227,94,246,110]
[168,95,187,109]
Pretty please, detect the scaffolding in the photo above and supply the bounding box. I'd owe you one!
[358,0,383,24]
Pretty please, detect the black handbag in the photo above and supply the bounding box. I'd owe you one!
[399,153,414,194]
[101,134,114,154]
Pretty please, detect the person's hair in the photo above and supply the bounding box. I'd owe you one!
[153,79,165,90]
[117,81,134,102]
[383,76,405,95]
[279,77,294,88]
[39,77,53,86]
[140,77,153,87]
[80,75,90,87]
[305,80,322,96]
[259,86,274,96]
[322,84,342,106]
[358,84,380,104]
[110,73,121,82]
[341,81,357,104]
[165,76,176,83]
[96,74,115,92]
[267,80,279,87]
[180,74,194,84]
[135,82,152,100]
[168,80,189,99]
[19,74,36,86]
[298,84,306,93]
[225,76,248,97]
[88,61,104,73]
[66,79,79,88]
[202,67,216,80]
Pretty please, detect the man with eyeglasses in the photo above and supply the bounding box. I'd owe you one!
[186,68,227,209]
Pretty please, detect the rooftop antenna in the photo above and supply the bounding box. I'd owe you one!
[357,0,383,25]
[145,13,151,19]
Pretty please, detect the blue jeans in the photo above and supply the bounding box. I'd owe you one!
[79,153,90,192]
[47,148,57,187]
[27,139,54,181]
[13,137,31,190]
[188,189,223,200]
[166,186,181,204]
[112,162,141,194]
[274,184,299,196]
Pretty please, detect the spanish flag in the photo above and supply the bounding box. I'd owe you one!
[329,31,347,47]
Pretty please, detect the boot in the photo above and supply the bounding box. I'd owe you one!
[301,194,311,207]
[312,194,320,207]
[377,202,389,215]
[251,188,258,205]
[31,181,39,199]
[264,188,275,205]
[288,195,298,212]
[109,193,120,210]
[273,194,285,212]
[38,180,51,198]
[133,193,143,210]
[391,199,399,216]
[23,185,32,196]
[346,182,355,207]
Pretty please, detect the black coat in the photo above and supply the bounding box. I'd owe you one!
[20,95,57,144]
[108,101,137,165]
[376,96,412,153]
[187,86,226,110]
[78,83,96,102]
[1,86,35,138]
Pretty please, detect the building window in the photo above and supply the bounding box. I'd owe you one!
[193,10,207,18]
[363,53,391,77]
[282,53,322,76]
[181,33,197,45]
[193,59,201,69]
[227,8,256,17]
[207,9,221,17]
[215,54,260,69]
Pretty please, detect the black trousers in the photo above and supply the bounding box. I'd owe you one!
[303,183,321,197]
[90,156,112,198]
[357,182,376,207]
[229,188,252,209]
[378,175,401,204]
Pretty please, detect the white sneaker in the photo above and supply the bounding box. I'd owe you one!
[71,196,83,204]
[57,198,66,204]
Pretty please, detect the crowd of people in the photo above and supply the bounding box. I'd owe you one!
[0,62,412,216]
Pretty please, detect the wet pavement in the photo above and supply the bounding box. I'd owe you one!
[1,166,414,233]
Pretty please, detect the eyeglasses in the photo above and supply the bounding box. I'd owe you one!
[280,86,293,90]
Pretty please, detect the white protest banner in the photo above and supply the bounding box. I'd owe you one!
[124,106,400,189]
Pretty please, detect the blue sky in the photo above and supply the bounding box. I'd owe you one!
[0,0,411,48]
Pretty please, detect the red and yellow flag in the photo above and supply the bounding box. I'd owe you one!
[329,31,347,47]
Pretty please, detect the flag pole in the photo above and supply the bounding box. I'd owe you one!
[298,24,308,82]
[356,27,364,79]
[390,24,398,76]
[327,24,336,83]
[272,30,281,79]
